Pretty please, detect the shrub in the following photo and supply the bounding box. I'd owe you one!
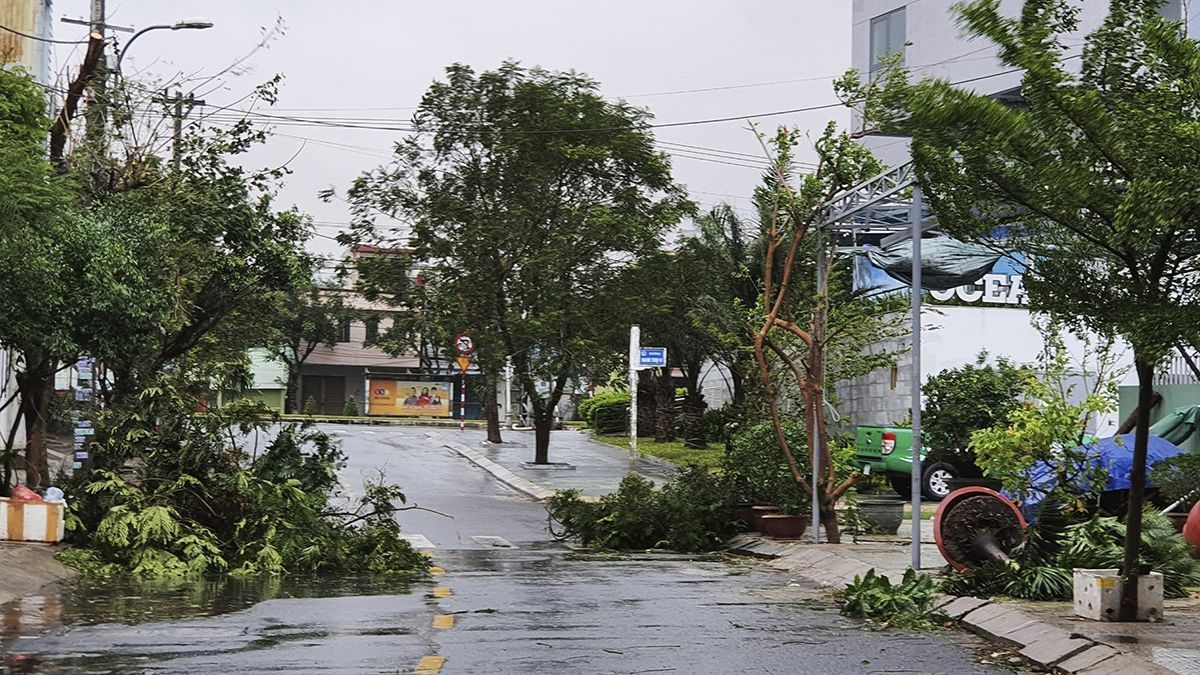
[303,396,318,416]
[1150,453,1200,511]
[546,468,736,552]
[580,391,631,435]
[342,396,360,417]
[842,568,940,629]
[922,353,1029,466]
[722,420,810,513]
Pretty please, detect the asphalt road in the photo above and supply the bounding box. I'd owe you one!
[0,425,1011,675]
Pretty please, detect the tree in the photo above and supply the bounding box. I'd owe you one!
[338,62,691,463]
[271,282,351,413]
[873,0,1200,618]
[923,352,1029,467]
[750,123,900,543]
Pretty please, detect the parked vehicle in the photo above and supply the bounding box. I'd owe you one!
[854,426,964,501]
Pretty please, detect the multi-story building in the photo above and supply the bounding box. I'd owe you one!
[840,1,1196,431]
[0,0,53,84]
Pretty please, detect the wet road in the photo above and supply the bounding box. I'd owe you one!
[1,426,1009,674]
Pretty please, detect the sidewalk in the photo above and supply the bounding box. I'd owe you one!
[435,428,676,500]
[729,529,1198,674]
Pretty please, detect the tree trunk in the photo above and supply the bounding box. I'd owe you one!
[682,392,706,449]
[730,362,746,407]
[285,366,300,414]
[484,374,502,444]
[17,366,54,489]
[533,410,551,464]
[653,368,675,442]
[1119,357,1155,621]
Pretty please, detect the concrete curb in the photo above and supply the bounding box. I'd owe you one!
[298,417,488,430]
[726,535,1181,675]
[437,435,557,502]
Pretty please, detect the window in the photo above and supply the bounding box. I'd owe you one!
[337,319,352,343]
[365,316,380,342]
[870,7,906,74]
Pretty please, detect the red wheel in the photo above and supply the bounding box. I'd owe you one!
[934,486,1027,572]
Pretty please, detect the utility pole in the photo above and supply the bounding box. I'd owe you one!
[158,89,204,171]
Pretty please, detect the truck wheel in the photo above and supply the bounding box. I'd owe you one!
[922,462,958,501]
[888,475,912,499]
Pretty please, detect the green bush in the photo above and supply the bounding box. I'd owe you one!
[842,568,941,629]
[1150,453,1200,511]
[922,353,1029,466]
[342,396,360,417]
[546,467,735,552]
[579,391,631,435]
[722,420,810,513]
[303,396,318,416]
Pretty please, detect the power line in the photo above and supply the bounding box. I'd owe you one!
[0,23,90,44]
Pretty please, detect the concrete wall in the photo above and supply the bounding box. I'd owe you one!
[837,305,1134,434]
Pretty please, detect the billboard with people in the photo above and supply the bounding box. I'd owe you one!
[368,379,452,417]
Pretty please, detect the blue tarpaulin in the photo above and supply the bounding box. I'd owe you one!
[1014,434,1188,521]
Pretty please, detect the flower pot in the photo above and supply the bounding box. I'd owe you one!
[759,514,808,539]
[857,497,904,535]
[750,505,781,532]
[733,504,758,528]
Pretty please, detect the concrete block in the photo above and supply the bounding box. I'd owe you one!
[1073,653,1176,675]
[1004,621,1071,648]
[929,593,958,610]
[941,596,990,620]
[960,602,1015,626]
[1018,637,1092,666]
[1056,645,1119,673]
[969,609,1039,645]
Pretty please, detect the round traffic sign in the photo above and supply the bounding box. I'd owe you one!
[454,333,475,355]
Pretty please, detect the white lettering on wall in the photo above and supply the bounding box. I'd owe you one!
[926,274,1027,306]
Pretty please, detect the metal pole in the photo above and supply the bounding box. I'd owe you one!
[909,184,924,570]
[812,229,825,543]
[460,367,466,432]
[629,325,639,459]
[504,359,513,429]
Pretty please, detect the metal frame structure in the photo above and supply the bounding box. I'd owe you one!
[814,161,930,569]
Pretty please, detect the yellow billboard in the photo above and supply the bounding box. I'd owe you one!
[368,380,452,417]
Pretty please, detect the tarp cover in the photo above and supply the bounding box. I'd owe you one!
[1015,434,1188,521]
[865,236,1003,291]
[1149,405,1200,447]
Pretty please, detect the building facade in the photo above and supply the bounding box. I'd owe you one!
[839,0,1199,435]
[0,0,53,84]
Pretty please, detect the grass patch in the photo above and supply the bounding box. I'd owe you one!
[591,434,723,470]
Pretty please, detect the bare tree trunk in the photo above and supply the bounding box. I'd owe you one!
[1119,357,1155,621]
[285,366,301,414]
[484,373,502,444]
[653,368,675,442]
[17,365,54,489]
[681,391,706,449]
[637,370,654,438]
[533,409,551,464]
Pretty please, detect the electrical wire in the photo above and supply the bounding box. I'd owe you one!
[0,23,91,44]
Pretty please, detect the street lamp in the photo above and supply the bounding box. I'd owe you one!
[115,18,214,74]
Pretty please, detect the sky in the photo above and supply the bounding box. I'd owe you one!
[50,1,854,260]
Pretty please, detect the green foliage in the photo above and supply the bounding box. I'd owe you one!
[922,353,1029,465]
[336,61,692,461]
[943,504,1200,601]
[841,568,941,629]
[546,467,735,552]
[342,396,360,417]
[1150,454,1200,510]
[722,420,810,513]
[579,391,630,434]
[304,396,318,416]
[60,385,428,579]
[969,336,1117,510]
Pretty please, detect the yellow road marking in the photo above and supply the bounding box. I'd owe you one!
[432,614,455,629]
[432,587,453,598]
[429,566,445,575]
[414,655,446,673]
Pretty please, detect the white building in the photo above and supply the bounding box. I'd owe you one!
[840,0,1197,434]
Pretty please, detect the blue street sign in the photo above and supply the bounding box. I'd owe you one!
[638,347,667,368]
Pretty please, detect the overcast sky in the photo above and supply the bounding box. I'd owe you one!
[52,1,853,259]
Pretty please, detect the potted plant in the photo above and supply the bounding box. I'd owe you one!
[847,477,904,535]
[759,511,808,539]
[1150,454,1200,532]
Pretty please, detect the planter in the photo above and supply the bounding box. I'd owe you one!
[947,477,1003,492]
[0,497,65,543]
[1073,568,1163,622]
[750,505,781,532]
[733,504,758,528]
[759,514,808,539]
[1185,500,1200,557]
[857,497,904,535]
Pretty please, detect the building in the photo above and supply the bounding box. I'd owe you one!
[297,245,487,419]
[0,0,53,84]
[840,1,1199,433]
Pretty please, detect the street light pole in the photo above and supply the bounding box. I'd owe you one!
[115,18,213,75]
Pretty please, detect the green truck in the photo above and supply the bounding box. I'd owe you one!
[854,426,963,500]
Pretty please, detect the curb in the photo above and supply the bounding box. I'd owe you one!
[436,435,556,502]
[298,417,488,430]
[727,535,1180,675]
